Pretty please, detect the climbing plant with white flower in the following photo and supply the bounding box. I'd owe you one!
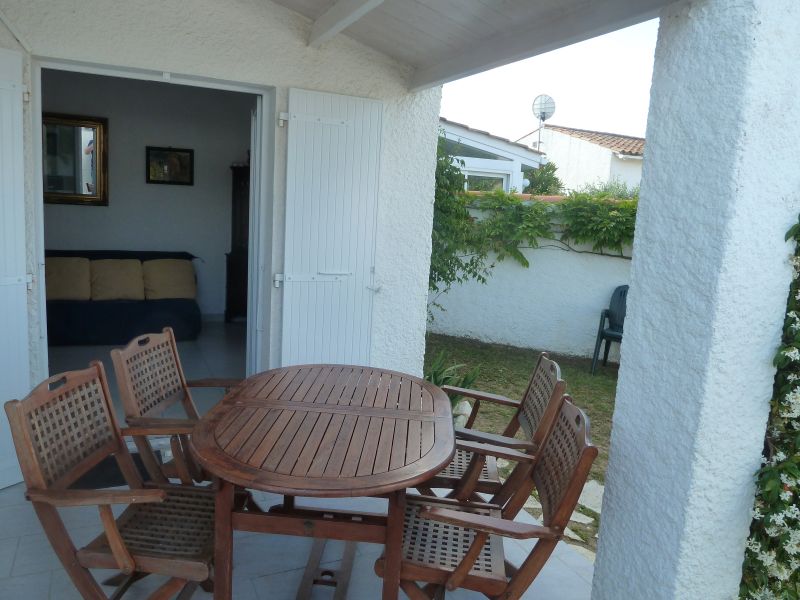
[741,219,800,599]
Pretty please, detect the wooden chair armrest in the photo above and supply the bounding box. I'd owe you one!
[98,504,136,574]
[121,418,196,436]
[186,378,242,388]
[455,427,536,450]
[418,506,560,540]
[441,386,520,407]
[410,494,499,511]
[26,488,166,507]
[456,440,536,463]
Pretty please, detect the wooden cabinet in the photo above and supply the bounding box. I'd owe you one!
[225,166,249,322]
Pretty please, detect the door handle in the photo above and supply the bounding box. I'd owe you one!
[366,284,382,293]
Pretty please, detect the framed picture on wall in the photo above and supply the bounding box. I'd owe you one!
[146,146,194,185]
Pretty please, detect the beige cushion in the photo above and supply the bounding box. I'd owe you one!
[90,259,145,300]
[142,259,196,300]
[45,257,91,300]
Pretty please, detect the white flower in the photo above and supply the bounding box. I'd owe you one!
[788,373,800,382]
[784,530,800,556]
[780,387,800,419]
[790,256,800,280]
[750,587,778,600]
[758,549,777,568]
[768,562,793,581]
[784,504,800,520]
[752,507,764,520]
[780,490,793,502]
[774,451,787,463]
[784,348,800,362]
[750,588,778,600]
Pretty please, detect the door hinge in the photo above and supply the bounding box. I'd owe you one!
[273,273,285,288]
[22,86,30,103]
[26,273,33,291]
[278,112,290,127]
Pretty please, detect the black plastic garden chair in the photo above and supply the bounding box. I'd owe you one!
[591,285,629,375]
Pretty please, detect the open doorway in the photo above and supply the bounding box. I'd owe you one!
[40,68,259,415]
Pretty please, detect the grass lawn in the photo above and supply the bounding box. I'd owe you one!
[425,333,619,483]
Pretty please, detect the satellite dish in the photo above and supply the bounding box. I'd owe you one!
[532,94,556,122]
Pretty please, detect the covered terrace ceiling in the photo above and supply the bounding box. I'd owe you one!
[272,0,671,90]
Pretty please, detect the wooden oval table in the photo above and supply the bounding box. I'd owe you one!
[190,364,455,600]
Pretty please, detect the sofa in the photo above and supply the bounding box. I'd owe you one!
[45,249,202,345]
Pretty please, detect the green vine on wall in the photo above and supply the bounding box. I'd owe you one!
[429,143,638,308]
[740,219,800,600]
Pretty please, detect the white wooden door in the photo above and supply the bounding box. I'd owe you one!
[246,104,263,375]
[0,48,29,488]
[281,89,382,366]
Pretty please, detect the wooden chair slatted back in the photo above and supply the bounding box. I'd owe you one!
[532,399,597,528]
[111,327,197,420]
[515,353,562,442]
[4,362,140,491]
[491,354,566,515]
[496,401,597,599]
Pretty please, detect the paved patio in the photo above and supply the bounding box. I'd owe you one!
[0,484,592,599]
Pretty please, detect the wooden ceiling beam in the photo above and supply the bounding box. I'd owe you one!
[308,0,385,48]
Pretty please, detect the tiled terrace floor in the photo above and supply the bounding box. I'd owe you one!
[0,322,594,599]
[0,484,593,599]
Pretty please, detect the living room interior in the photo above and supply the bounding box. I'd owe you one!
[41,68,257,417]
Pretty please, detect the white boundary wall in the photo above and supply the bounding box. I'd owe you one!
[428,245,631,359]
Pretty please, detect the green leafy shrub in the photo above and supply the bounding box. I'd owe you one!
[573,179,639,199]
[429,138,489,300]
[558,194,638,255]
[471,190,552,267]
[428,141,638,311]
[740,219,800,599]
[523,161,563,195]
[424,350,479,406]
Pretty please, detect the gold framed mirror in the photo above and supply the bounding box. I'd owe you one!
[42,113,108,206]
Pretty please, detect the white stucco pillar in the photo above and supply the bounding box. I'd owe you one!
[592,2,800,599]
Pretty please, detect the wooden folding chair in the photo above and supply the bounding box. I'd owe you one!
[420,353,565,501]
[111,327,240,485]
[375,400,598,600]
[4,363,215,599]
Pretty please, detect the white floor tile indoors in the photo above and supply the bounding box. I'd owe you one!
[0,322,593,599]
[47,321,247,419]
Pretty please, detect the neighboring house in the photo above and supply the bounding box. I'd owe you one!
[0,2,796,600]
[518,124,645,191]
[439,117,545,192]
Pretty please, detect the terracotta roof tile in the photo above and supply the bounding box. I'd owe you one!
[544,124,645,156]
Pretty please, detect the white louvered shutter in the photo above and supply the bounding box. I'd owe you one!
[281,89,382,366]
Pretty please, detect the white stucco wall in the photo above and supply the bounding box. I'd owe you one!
[593,1,800,598]
[540,128,613,192]
[42,70,253,316]
[608,154,643,189]
[0,0,441,380]
[428,247,631,359]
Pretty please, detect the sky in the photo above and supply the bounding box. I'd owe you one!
[440,19,660,142]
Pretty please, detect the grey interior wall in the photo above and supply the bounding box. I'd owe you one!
[42,70,254,316]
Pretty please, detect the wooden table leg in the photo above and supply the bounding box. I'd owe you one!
[214,480,235,600]
[382,490,406,600]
